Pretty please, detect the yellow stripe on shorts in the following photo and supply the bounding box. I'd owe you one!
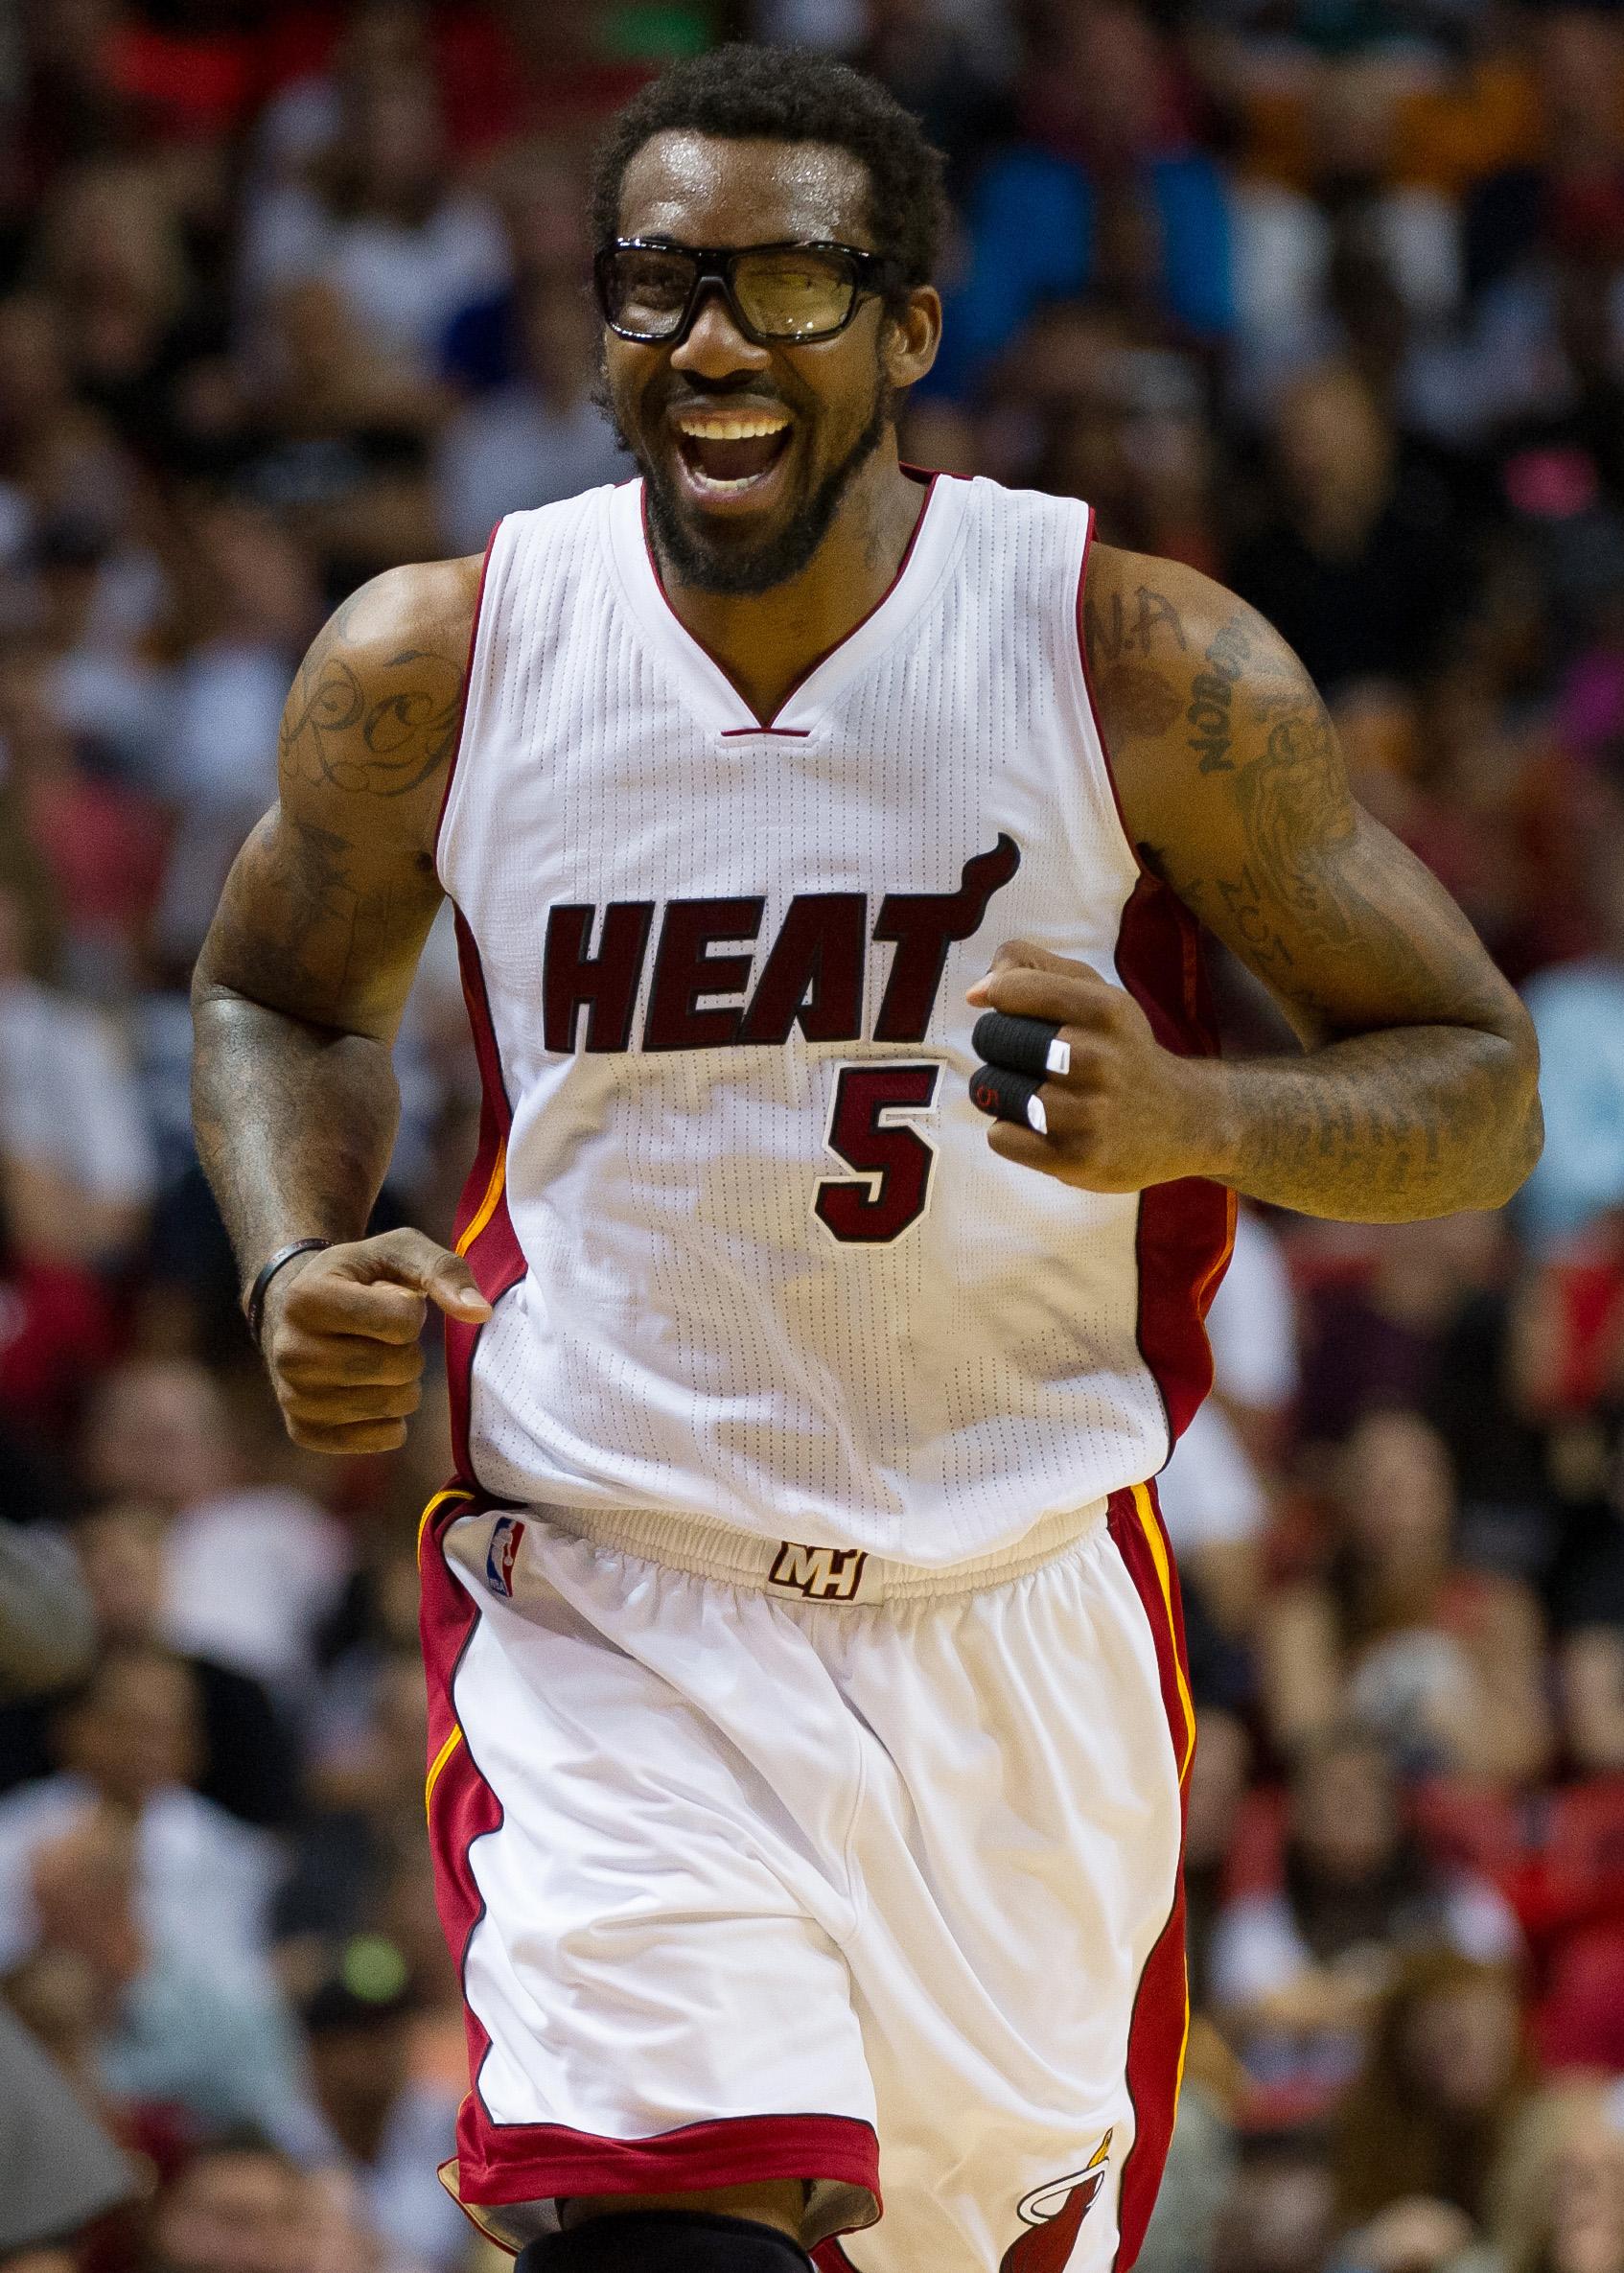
[425,1725,464,1819]
[1130,1482,1195,1786]
[416,1484,476,1567]
[456,1137,508,1256]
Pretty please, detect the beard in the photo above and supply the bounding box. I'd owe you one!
[598,351,893,597]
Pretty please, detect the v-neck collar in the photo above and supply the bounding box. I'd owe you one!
[605,470,967,736]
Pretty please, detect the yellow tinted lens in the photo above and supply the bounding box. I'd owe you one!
[609,250,693,334]
[732,251,854,337]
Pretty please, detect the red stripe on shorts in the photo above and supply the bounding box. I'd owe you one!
[416,1486,881,2237]
[1105,1481,1194,2271]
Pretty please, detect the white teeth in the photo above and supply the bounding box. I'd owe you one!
[685,463,771,492]
[674,415,790,440]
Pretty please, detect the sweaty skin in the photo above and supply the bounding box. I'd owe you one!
[967,545,1543,1219]
[191,129,1540,2249]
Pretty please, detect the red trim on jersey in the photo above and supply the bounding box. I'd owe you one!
[417,1492,880,2238]
[1106,1482,1193,2272]
[1076,522,1236,1445]
[446,915,524,1483]
[434,521,501,863]
[638,470,940,731]
[1114,880,1236,1443]
[814,2241,864,2272]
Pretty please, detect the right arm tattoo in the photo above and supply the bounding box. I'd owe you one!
[191,557,480,1282]
[1085,545,1542,1219]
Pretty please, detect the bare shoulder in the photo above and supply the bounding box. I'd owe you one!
[278,552,486,855]
[1080,541,1530,1052]
[194,554,483,1038]
[1080,540,1311,854]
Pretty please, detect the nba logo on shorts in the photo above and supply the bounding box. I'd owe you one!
[1000,2130,1113,2273]
[485,1517,526,1598]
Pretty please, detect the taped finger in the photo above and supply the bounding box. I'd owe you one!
[969,1061,1049,1136]
[970,1009,1071,1079]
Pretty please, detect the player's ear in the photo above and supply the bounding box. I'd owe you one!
[883,286,940,390]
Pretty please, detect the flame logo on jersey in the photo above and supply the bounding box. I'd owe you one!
[999,2130,1113,2273]
[484,1517,526,1598]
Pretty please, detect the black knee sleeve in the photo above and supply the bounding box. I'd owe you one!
[518,2210,814,2273]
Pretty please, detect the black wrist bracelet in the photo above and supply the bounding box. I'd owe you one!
[244,1238,332,1347]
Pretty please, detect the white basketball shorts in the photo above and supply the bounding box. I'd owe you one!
[418,1481,1192,2272]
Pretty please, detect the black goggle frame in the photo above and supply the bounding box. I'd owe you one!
[593,238,903,347]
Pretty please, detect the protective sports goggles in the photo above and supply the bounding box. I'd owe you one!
[593,239,901,346]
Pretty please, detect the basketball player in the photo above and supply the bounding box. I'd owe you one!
[191,46,1541,2273]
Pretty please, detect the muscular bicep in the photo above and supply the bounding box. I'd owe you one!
[195,555,480,1042]
[1086,546,1526,1050]
[199,804,444,1042]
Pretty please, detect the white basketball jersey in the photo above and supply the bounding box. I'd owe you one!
[435,473,1233,1564]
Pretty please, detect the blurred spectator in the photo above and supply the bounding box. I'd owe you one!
[1211,1728,1520,2117]
[1520,870,1624,1246]
[439,145,597,394]
[0,1521,91,1712]
[434,274,628,556]
[27,161,218,475]
[1454,2077,1624,2273]
[275,1653,436,1957]
[1163,1205,1297,1642]
[1295,1215,1505,1451]
[240,63,508,377]
[927,0,1234,400]
[32,1502,297,1828]
[1333,1951,1533,2232]
[0,877,154,1267]
[150,499,314,963]
[139,2132,310,2273]
[1262,1411,1554,1783]
[1213,2137,1337,2273]
[0,1643,281,1993]
[298,1939,467,2270]
[0,628,172,996]
[6,1803,310,2150]
[80,1359,348,1697]
[1227,362,1471,693]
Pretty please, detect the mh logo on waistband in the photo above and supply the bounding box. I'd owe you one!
[768,1542,869,1601]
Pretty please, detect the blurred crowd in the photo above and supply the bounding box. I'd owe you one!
[2,0,1624,2268]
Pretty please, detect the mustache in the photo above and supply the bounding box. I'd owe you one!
[658,381,800,419]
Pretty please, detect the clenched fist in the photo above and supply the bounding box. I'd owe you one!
[966,940,1218,1192]
[257,1227,492,1454]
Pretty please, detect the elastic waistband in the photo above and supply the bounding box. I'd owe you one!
[529,1495,1111,1605]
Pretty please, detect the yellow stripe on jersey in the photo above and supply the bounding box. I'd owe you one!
[425,1725,464,1819]
[1131,1482,1195,1785]
[416,1484,476,1567]
[455,1137,508,1257]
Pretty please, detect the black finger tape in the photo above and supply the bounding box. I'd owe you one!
[969,1062,1049,1136]
[970,1010,1068,1079]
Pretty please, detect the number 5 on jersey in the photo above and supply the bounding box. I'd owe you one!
[814,1062,942,1244]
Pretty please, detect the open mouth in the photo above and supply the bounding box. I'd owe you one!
[671,408,793,499]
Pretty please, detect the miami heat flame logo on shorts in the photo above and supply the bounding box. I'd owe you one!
[999,2129,1113,2273]
[485,1516,526,1598]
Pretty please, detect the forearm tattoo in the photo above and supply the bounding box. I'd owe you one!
[1084,567,1542,1217]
